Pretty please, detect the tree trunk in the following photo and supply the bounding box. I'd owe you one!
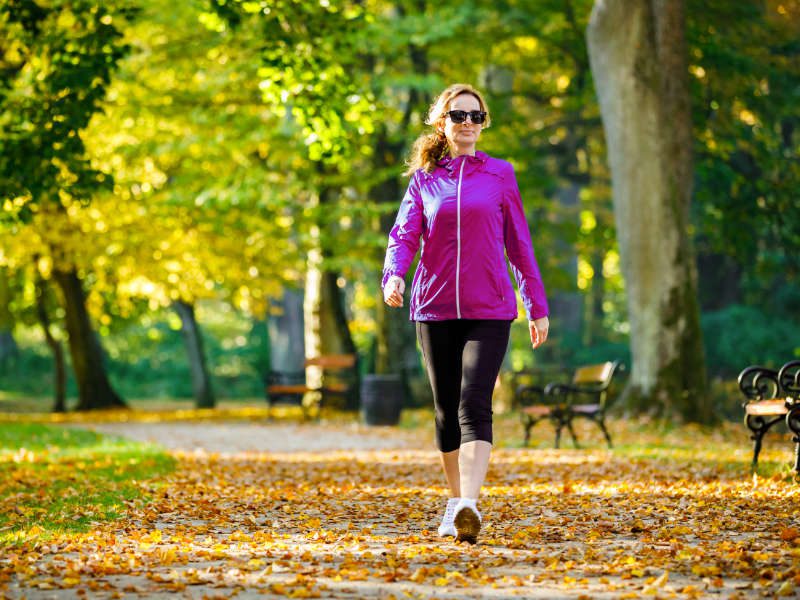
[34,275,66,413]
[173,300,215,409]
[585,244,606,347]
[268,288,305,372]
[304,186,359,411]
[51,268,125,411]
[549,183,583,336]
[587,0,708,421]
[0,267,19,368]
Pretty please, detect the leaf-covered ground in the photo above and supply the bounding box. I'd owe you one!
[2,411,800,599]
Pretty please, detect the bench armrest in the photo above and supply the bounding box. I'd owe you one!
[737,365,780,404]
[779,360,800,401]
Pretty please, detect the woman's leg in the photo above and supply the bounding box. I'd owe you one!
[457,319,511,498]
[459,440,492,500]
[415,320,465,462]
[452,320,511,543]
[440,449,460,497]
[416,320,466,537]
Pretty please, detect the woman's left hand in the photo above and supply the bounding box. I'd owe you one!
[529,316,549,349]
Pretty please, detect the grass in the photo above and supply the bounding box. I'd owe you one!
[0,422,175,546]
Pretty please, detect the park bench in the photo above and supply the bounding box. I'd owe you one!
[266,353,358,418]
[517,361,623,449]
[737,359,800,473]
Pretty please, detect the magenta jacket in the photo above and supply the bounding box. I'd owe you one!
[382,150,548,322]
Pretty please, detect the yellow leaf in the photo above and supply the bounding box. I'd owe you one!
[777,581,795,597]
[652,571,669,587]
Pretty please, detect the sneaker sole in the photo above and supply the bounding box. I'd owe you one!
[454,507,480,544]
[438,526,457,537]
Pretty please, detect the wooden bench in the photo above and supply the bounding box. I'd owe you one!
[266,354,358,418]
[517,361,622,448]
[737,360,800,472]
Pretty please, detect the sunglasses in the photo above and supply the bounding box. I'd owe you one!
[445,110,487,124]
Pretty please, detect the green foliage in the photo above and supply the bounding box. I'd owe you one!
[0,303,269,400]
[701,304,800,378]
[0,0,132,218]
[688,0,800,276]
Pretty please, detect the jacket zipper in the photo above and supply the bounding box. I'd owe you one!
[456,159,465,319]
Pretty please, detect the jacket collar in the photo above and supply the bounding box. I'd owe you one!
[437,150,489,174]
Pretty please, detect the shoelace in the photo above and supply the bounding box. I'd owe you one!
[441,500,458,525]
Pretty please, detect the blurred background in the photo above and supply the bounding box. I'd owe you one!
[0,0,798,419]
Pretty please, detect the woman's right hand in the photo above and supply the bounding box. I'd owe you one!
[383,275,405,308]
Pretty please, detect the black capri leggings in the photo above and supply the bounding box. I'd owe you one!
[416,319,512,453]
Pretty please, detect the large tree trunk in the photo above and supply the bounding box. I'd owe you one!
[34,274,66,413]
[0,267,19,368]
[304,186,359,411]
[173,300,215,409]
[51,268,125,411]
[587,0,708,421]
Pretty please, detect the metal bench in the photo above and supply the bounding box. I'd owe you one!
[738,360,800,472]
[518,361,622,448]
[266,353,358,418]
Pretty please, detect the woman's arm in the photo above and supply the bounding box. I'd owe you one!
[382,173,424,305]
[503,164,549,344]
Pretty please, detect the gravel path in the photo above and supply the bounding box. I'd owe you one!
[76,421,421,454]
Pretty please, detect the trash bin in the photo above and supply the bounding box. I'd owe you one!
[360,374,403,426]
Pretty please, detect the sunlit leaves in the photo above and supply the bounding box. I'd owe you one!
[0,0,130,213]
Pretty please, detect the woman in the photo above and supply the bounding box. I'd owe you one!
[382,83,550,544]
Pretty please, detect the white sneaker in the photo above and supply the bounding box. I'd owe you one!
[437,497,460,537]
[453,498,481,544]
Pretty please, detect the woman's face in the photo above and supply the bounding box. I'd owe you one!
[441,93,483,156]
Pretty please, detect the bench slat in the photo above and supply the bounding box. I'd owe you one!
[522,405,555,417]
[572,362,614,385]
[571,403,602,414]
[267,385,310,395]
[745,399,788,416]
[305,354,357,368]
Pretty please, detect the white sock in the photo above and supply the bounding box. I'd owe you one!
[458,498,477,510]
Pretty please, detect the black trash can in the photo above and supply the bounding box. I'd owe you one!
[360,374,403,426]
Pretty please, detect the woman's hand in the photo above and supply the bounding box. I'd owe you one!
[529,316,549,349]
[383,275,405,308]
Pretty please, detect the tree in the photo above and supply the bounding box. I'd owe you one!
[687,1,800,313]
[587,0,708,421]
[80,0,305,408]
[0,0,131,410]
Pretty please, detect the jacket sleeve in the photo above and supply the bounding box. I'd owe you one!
[382,172,424,288]
[503,164,549,320]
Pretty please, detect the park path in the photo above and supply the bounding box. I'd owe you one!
[5,419,799,599]
[76,421,419,454]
